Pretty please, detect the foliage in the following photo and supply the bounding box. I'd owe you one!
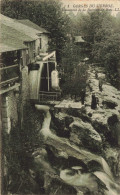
[60,36,88,98]
[76,10,120,88]
[93,33,120,87]
[1,0,70,62]
[62,42,80,77]
[62,61,88,98]
[2,102,44,194]
[1,0,88,92]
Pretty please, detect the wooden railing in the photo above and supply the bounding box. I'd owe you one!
[39,91,61,101]
[0,77,19,86]
[0,64,19,70]
[0,64,20,86]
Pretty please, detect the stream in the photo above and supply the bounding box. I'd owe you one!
[35,104,119,195]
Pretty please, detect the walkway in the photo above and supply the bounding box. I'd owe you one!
[55,99,83,109]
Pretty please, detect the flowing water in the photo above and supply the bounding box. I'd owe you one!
[35,105,52,138]
[29,63,43,99]
[35,104,119,194]
[101,158,113,180]
[94,171,119,195]
[60,169,98,191]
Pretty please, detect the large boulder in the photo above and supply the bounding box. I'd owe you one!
[60,168,100,195]
[85,106,120,136]
[69,119,102,152]
[102,99,118,109]
[102,84,120,110]
[44,174,78,195]
[67,106,91,123]
[53,112,74,137]
[89,111,110,135]
[104,147,120,177]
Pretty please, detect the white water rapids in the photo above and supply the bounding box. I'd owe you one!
[60,169,98,191]
[29,62,43,99]
[94,171,119,195]
[35,104,119,195]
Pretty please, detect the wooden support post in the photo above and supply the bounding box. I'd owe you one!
[55,62,57,70]
[47,61,50,91]
[0,93,3,195]
[54,51,57,70]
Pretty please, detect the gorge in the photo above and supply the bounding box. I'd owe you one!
[30,65,120,195]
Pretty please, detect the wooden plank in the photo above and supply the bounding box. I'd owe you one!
[0,83,20,95]
[47,62,50,91]
[0,77,19,85]
[0,64,19,70]
[43,51,55,61]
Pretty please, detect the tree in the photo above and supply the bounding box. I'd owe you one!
[2,102,44,194]
[93,32,120,87]
[75,10,120,88]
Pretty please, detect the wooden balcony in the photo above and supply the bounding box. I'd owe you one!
[0,64,20,87]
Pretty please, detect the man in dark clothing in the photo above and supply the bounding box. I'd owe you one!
[99,78,103,91]
[91,93,97,109]
[95,71,98,79]
[81,89,86,105]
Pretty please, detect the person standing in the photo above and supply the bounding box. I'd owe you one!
[99,78,103,91]
[81,89,86,105]
[96,96,99,107]
[91,93,97,109]
[95,71,98,79]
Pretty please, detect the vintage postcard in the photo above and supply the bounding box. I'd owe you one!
[0,0,120,194]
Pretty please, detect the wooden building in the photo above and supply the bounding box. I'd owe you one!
[0,14,61,131]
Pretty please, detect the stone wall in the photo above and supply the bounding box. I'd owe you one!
[1,92,19,134]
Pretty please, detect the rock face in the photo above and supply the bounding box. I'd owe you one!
[32,148,78,195]
[87,109,119,137]
[85,66,120,144]
[52,112,73,137]
[69,119,102,152]
[102,99,118,109]
[31,65,120,195]
[104,148,120,177]
[52,110,102,152]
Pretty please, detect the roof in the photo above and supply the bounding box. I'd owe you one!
[0,14,41,40]
[0,14,49,53]
[18,19,49,34]
[0,43,26,53]
[0,24,28,52]
[1,23,34,42]
[74,36,85,43]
